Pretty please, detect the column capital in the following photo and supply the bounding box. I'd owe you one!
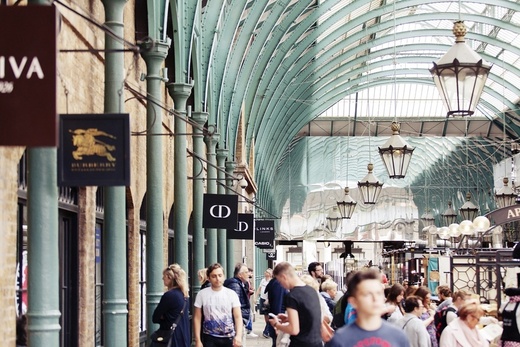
[204,132,220,150]
[225,160,237,172]
[167,82,193,110]
[191,111,208,127]
[140,40,170,81]
[216,148,229,160]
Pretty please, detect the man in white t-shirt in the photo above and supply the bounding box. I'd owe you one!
[193,263,243,347]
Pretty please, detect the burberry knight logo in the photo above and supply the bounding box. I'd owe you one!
[70,128,117,161]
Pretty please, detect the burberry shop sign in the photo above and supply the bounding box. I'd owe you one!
[0,5,58,146]
[203,194,239,229]
[58,114,130,186]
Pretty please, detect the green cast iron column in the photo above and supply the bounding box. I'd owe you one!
[101,0,128,345]
[26,2,61,346]
[141,40,170,336]
[167,83,193,271]
[191,111,208,294]
[216,149,228,270]
[225,160,237,275]
[204,131,219,264]
[27,152,60,346]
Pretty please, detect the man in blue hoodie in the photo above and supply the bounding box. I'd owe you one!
[224,263,252,344]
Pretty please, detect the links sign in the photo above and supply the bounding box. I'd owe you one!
[0,6,58,146]
[203,194,238,229]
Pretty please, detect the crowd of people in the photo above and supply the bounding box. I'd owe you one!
[149,261,520,347]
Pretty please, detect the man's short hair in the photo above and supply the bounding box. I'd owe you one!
[206,263,224,278]
[437,285,452,298]
[307,261,322,275]
[273,261,293,277]
[346,268,379,297]
[452,290,469,301]
[403,295,422,313]
[233,262,247,277]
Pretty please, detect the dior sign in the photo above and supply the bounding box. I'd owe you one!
[227,213,254,240]
[203,194,239,229]
[0,5,58,146]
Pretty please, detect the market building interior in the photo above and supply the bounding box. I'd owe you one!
[2,0,520,346]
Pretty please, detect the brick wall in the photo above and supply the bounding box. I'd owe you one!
[0,147,25,346]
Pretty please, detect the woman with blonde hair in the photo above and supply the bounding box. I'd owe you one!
[197,267,210,289]
[439,301,489,347]
[150,264,190,347]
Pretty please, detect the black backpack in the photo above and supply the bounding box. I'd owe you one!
[434,306,457,342]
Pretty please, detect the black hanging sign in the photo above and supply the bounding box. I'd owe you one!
[255,220,275,248]
[266,250,277,260]
[58,114,130,186]
[203,194,239,229]
[227,213,254,240]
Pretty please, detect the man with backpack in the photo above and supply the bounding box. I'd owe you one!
[434,290,470,343]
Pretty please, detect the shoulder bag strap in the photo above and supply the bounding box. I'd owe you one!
[402,317,415,330]
[170,298,187,331]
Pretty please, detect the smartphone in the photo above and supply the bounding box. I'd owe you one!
[268,313,277,319]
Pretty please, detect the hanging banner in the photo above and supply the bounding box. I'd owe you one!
[58,114,130,186]
[227,213,254,240]
[203,194,239,229]
[266,250,277,260]
[255,220,275,249]
[0,5,58,146]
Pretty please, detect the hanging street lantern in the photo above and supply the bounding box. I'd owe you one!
[442,201,457,226]
[337,187,357,219]
[357,163,383,204]
[459,192,479,221]
[378,122,415,179]
[430,21,491,117]
[495,177,517,208]
[326,206,342,232]
[421,209,435,227]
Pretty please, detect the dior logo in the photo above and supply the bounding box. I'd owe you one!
[209,205,231,219]
[234,221,249,232]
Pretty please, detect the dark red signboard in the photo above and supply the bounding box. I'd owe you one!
[0,5,58,146]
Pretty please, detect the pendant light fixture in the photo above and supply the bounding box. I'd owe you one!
[459,192,479,221]
[429,20,491,117]
[337,112,357,218]
[378,3,414,178]
[442,201,457,226]
[357,28,383,205]
[358,163,383,205]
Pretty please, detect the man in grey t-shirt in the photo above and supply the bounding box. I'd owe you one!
[325,269,410,347]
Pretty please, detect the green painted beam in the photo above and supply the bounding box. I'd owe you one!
[170,0,197,83]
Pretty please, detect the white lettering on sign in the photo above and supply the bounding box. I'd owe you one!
[0,81,14,93]
[0,56,44,79]
[507,208,520,219]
